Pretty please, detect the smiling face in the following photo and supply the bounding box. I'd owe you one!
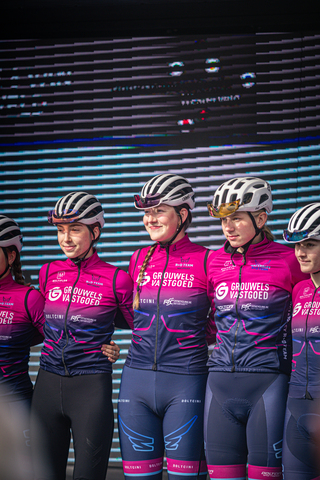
[295,239,320,275]
[143,204,187,245]
[221,210,267,248]
[57,223,99,260]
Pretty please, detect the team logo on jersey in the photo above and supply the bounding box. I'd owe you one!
[221,260,236,272]
[216,304,233,312]
[175,256,193,268]
[251,260,271,271]
[310,326,320,334]
[86,275,103,287]
[136,272,150,286]
[53,271,67,283]
[0,296,13,307]
[48,287,62,301]
[292,302,302,317]
[216,282,228,300]
[57,271,65,278]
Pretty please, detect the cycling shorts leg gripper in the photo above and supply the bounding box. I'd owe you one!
[206,464,246,479]
[247,465,282,480]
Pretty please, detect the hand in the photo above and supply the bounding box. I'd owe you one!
[101,340,120,363]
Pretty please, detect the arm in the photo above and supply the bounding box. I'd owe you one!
[26,288,45,345]
[113,268,134,330]
[101,267,134,360]
[205,249,217,345]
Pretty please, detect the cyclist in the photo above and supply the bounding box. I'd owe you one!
[115,173,216,480]
[30,192,134,480]
[0,215,45,478]
[282,202,320,479]
[204,177,306,480]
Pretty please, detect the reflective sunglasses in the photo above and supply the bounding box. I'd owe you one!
[48,209,80,224]
[207,199,241,218]
[134,193,163,209]
[283,229,319,243]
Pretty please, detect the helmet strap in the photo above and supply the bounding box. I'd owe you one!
[159,210,186,248]
[225,212,263,265]
[71,225,97,266]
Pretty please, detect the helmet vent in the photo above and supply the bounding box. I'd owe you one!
[243,193,253,204]
[234,181,245,190]
[253,183,264,189]
[259,193,269,205]
[221,189,228,204]
[230,193,238,202]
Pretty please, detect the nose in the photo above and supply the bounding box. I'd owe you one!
[223,218,234,231]
[145,211,157,222]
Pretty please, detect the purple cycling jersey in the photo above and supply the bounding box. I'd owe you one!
[207,236,307,375]
[0,274,45,399]
[39,251,134,376]
[290,278,320,398]
[126,235,215,375]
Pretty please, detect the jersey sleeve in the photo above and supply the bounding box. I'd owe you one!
[205,250,217,345]
[128,250,139,280]
[114,268,134,330]
[26,288,45,343]
[38,263,49,296]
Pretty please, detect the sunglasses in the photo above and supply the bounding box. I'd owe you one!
[283,229,318,243]
[134,193,163,209]
[48,209,80,224]
[207,199,241,218]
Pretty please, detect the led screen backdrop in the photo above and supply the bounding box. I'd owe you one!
[1,33,320,465]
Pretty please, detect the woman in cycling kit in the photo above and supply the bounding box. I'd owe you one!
[30,192,134,480]
[204,177,306,480]
[0,215,45,479]
[115,174,216,480]
[282,203,320,480]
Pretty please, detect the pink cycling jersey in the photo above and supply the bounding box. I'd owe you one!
[207,236,307,375]
[290,278,320,398]
[126,235,216,374]
[39,251,134,376]
[0,274,45,399]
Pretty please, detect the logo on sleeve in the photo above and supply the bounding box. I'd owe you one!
[48,287,62,301]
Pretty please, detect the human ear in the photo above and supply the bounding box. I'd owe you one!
[256,212,268,228]
[92,226,100,241]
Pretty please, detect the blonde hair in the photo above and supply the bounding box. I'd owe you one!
[133,243,157,310]
[252,209,274,241]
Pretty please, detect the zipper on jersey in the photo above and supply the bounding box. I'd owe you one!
[61,264,81,376]
[152,246,170,371]
[231,254,246,372]
[304,286,319,400]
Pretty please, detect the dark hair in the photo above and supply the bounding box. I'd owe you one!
[5,247,25,285]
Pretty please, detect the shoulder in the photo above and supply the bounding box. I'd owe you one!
[293,278,312,297]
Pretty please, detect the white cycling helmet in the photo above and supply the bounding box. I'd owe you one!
[48,192,105,228]
[284,203,320,243]
[208,176,273,218]
[134,173,195,210]
[0,215,23,252]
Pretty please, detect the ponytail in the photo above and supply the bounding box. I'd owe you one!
[6,247,26,285]
[133,243,157,310]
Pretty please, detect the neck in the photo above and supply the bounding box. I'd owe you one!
[311,271,320,288]
[251,232,264,245]
[160,231,185,247]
